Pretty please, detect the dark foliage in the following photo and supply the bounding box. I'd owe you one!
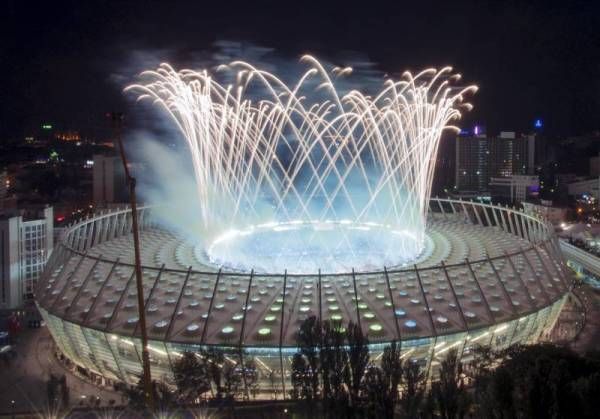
[172,351,210,403]
[471,344,600,419]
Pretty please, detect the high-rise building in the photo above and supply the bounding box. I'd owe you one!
[92,154,128,207]
[0,206,53,309]
[456,131,535,192]
[455,132,489,192]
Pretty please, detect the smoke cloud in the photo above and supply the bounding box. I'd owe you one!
[118,41,388,244]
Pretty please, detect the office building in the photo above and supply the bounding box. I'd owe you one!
[456,131,535,192]
[0,206,53,309]
[92,154,128,207]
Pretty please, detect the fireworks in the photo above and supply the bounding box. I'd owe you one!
[126,56,476,273]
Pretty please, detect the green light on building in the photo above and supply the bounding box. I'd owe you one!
[42,124,53,130]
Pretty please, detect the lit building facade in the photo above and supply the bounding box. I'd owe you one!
[456,132,535,192]
[567,177,600,201]
[1,206,53,309]
[489,175,539,202]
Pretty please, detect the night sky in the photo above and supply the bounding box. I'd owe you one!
[2,0,599,139]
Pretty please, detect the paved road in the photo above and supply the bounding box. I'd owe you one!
[0,326,120,415]
[569,284,600,354]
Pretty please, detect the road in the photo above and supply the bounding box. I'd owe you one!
[569,283,600,354]
[0,326,120,415]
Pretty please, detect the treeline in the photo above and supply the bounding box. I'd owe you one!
[289,316,462,419]
[116,315,600,418]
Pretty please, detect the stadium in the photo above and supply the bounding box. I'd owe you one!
[36,200,569,393]
[35,59,570,396]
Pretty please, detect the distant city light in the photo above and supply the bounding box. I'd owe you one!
[534,118,543,128]
[41,124,52,130]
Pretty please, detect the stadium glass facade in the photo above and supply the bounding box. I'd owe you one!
[36,199,570,396]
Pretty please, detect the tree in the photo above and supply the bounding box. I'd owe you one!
[571,372,600,419]
[381,341,403,415]
[268,370,279,399]
[421,386,436,419]
[363,365,388,419]
[432,348,471,419]
[172,351,211,403]
[152,380,178,412]
[205,347,225,398]
[321,320,349,418]
[484,344,600,419]
[222,360,242,401]
[470,345,508,419]
[399,360,426,419]
[345,321,370,408]
[291,353,312,401]
[297,315,322,401]
[362,341,404,419]
[116,378,176,412]
[245,357,259,399]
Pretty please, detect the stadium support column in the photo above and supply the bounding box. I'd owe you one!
[486,256,518,317]
[440,261,469,331]
[504,250,537,309]
[279,270,288,400]
[465,258,496,323]
[414,265,437,382]
[520,247,551,305]
[384,267,401,342]
[238,270,254,400]
[351,269,362,331]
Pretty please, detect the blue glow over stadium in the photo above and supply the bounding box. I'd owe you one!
[126,58,477,273]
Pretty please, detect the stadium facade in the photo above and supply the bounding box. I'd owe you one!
[35,198,570,394]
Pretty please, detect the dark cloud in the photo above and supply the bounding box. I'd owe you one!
[1,0,599,139]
